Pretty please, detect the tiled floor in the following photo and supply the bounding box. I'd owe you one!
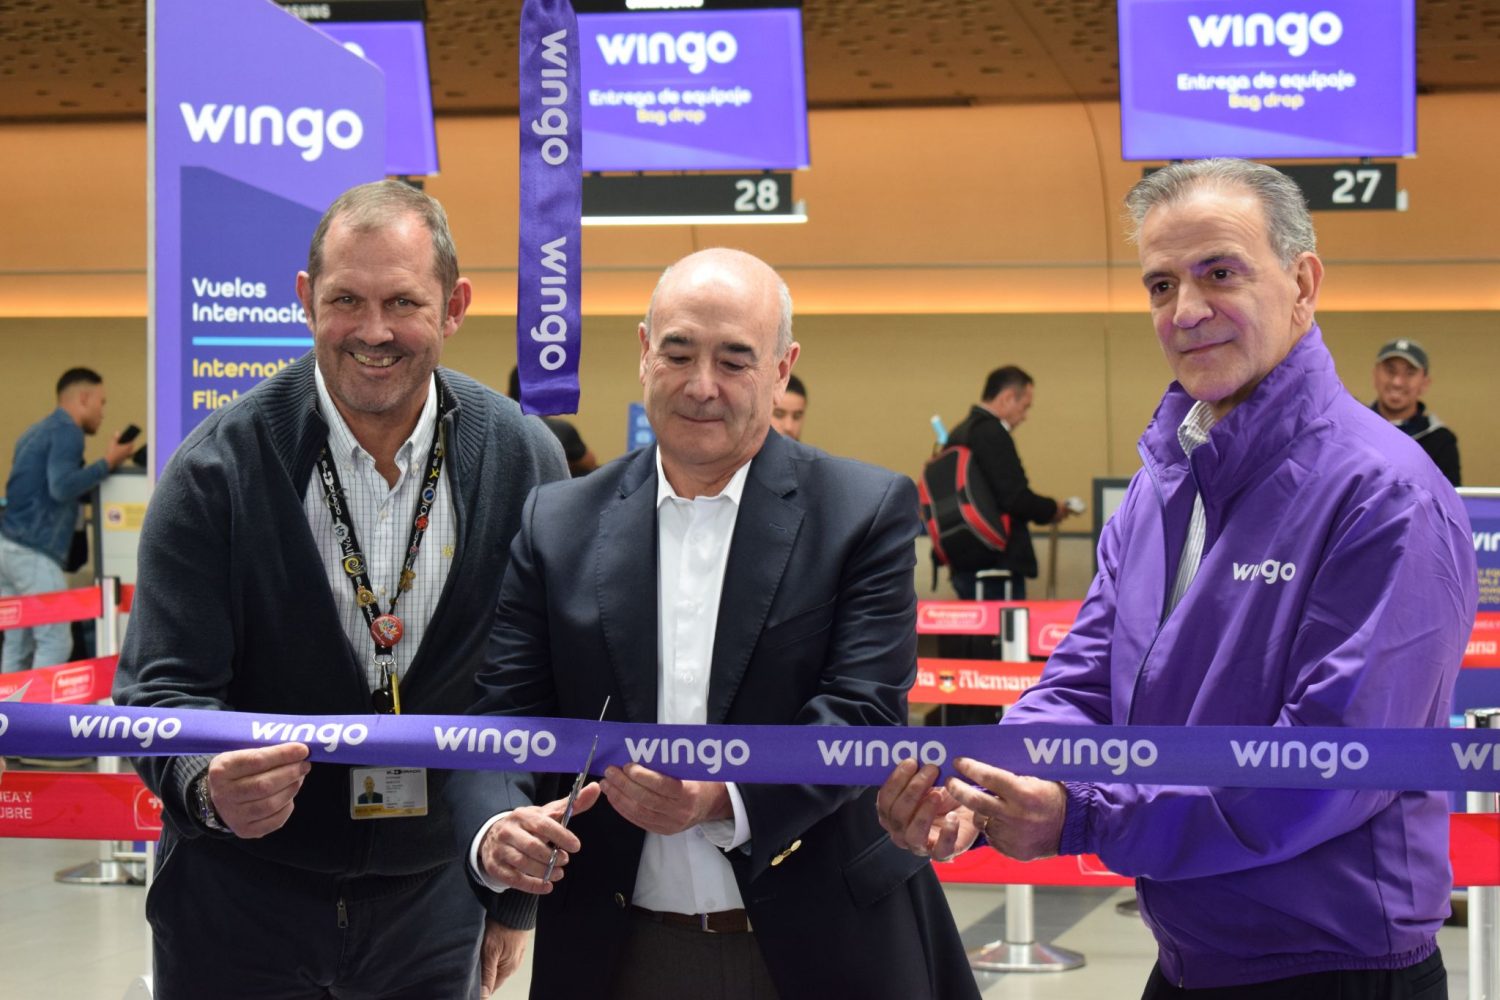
[0,835,1473,998]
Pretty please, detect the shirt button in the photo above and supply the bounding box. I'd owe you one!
[613,892,626,909]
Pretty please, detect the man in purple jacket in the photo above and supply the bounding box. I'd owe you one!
[879,159,1476,998]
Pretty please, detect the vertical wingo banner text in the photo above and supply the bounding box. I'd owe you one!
[516,0,583,417]
[1465,494,1500,613]
[150,0,385,477]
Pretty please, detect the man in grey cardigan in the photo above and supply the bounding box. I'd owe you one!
[114,181,567,998]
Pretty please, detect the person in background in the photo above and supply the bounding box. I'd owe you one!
[1371,338,1461,487]
[944,366,1070,601]
[508,366,598,476]
[771,372,807,441]
[0,368,133,671]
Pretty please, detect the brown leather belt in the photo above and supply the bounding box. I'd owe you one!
[631,905,752,934]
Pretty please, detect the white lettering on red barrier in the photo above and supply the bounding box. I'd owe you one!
[0,600,19,628]
[1037,622,1071,652]
[916,602,997,634]
[133,788,164,831]
[49,664,96,704]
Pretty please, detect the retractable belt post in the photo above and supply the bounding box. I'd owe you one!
[54,576,144,887]
[1467,708,1499,1000]
[965,588,1085,974]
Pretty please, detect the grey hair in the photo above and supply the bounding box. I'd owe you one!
[642,252,795,358]
[1124,158,1316,266]
[307,180,459,299]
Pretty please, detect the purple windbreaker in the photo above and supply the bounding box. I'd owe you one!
[1003,326,1477,988]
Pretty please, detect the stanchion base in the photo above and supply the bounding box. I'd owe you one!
[121,975,153,1000]
[54,859,145,886]
[1115,895,1141,916]
[968,940,1086,973]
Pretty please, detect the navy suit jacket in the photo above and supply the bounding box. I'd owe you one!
[449,431,977,999]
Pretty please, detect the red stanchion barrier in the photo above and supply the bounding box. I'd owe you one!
[0,586,104,631]
[911,658,1042,707]
[932,814,1500,888]
[0,656,119,704]
[1466,613,1500,668]
[0,771,161,841]
[117,583,135,614]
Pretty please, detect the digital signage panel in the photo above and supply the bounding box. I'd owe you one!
[577,7,810,172]
[1118,0,1415,161]
[314,19,439,176]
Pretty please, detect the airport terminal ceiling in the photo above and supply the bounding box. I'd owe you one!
[2,0,1500,122]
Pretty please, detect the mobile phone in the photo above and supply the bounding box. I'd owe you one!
[118,424,142,444]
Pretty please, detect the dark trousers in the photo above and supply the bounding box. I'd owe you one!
[1142,950,1446,1000]
[147,834,485,999]
[609,908,779,1000]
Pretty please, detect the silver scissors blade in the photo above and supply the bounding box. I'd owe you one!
[544,696,609,883]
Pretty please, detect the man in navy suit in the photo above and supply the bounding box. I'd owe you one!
[449,248,976,999]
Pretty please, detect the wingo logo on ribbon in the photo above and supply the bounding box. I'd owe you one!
[178,102,364,162]
[68,713,181,749]
[250,720,367,753]
[1231,738,1368,779]
[433,724,556,764]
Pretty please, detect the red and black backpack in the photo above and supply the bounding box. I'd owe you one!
[918,444,1011,570]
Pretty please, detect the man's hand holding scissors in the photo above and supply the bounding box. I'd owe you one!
[478,700,608,895]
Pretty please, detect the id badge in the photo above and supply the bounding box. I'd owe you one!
[350,767,428,819]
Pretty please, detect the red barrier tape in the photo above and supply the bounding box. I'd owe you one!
[0,656,118,704]
[933,813,1500,888]
[0,587,103,631]
[911,658,1042,707]
[0,771,162,841]
[1466,613,1500,667]
[921,601,1499,670]
[118,583,135,614]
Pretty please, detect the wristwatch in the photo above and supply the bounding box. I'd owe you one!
[193,774,231,834]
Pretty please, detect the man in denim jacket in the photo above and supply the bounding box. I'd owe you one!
[0,368,133,670]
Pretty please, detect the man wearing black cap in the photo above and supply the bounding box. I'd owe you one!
[1372,338,1461,487]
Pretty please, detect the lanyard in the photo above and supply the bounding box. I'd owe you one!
[315,389,447,713]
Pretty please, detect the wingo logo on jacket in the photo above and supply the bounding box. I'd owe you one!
[1232,559,1297,584]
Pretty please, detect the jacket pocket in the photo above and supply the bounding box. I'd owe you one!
[841,833,926,909]
[759,599,837,651]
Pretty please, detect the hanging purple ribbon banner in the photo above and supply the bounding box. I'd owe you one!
[516,0,582,416]
[3,702,1500,792]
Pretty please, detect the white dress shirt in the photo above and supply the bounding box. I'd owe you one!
[307,365,455,692]
[470,452,751,912]
[629,451,751,915]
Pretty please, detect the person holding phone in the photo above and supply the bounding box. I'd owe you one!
[0,368,135,671]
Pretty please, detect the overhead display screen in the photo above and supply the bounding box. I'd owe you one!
[1118,0,1416,161]
[577,7,810,172]
[277,2,440,176]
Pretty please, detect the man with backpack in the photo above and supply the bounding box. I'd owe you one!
[940,366,1070,600]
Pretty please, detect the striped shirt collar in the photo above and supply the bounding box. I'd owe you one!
[313,363,439,470]
[1177,399,1217,458]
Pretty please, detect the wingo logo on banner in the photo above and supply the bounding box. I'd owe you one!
[178,103,364,162]
[596,30,738,74]
[1188,11,1343,57]
[1475,531,1500,552]
[133,788,165,833]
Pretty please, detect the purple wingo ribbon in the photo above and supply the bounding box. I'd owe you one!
[3,703,1500,792]
[515,0,581,416]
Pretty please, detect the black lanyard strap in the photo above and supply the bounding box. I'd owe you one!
[315,388,448,662]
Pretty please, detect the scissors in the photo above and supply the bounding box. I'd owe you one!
[544,696,610,883]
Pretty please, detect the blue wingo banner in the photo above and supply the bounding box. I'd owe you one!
[149,0,385,477]
[3,703,1499,792]
[515,0,583,417]
[1464,492,1500,613]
